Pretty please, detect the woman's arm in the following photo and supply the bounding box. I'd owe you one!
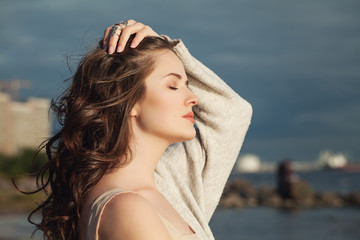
[184,42,252,221]
[158,38,252,223]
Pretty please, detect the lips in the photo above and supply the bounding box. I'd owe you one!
[182,111,195,123]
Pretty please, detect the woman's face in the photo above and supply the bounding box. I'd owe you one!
[132,50,199,144]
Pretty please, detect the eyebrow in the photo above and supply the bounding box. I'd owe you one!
[163,73,189,85]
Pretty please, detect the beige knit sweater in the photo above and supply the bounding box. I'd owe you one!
[154,37,253,240]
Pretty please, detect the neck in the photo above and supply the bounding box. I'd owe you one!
[104,126,171,191]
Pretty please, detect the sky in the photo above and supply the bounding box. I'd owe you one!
[1,0,359,163]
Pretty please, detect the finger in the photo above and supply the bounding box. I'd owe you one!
[106,20,137,53]
[117,22,158,52]
[108,27,121,54]
[130,26,159,49]
[103,26,112,48]
[127,19,137,25]
[116,22,147,52]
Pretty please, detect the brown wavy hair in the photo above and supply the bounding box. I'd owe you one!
[28,35,178,240]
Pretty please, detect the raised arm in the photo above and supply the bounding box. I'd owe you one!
[187,42,251,220]
[156,37,252,223]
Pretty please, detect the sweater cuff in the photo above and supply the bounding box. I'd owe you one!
[160,35,192,61]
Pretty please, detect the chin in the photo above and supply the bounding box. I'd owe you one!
[180,128,197,141]
[169,128,196,143]
[182,135,196,142]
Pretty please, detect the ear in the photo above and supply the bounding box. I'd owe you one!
[130,103,140,117]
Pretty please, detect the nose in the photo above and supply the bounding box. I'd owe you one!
[185,89,199,107]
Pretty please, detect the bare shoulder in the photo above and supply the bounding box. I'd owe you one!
[99,192,171,240]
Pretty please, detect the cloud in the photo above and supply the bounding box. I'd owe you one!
[294,101,360,132]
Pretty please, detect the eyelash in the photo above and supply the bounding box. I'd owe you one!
[169,81,189,90]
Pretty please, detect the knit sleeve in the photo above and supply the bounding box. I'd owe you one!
[155,37,252,224]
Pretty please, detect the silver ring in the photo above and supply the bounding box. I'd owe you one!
[116,20,128,29]
[112,25,121,31]
[110,25,121,38]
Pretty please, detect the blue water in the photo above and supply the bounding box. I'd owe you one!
[210,207,360,240]
[1,207,359,240]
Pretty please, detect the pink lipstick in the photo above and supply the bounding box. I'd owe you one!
[182,111,195,123]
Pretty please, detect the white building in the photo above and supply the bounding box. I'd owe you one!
[318,150,348,169]
[235,154,261,173]
[0,92,51,155]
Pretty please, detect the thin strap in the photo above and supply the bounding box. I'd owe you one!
[87,188,196,240]
[87,189,135,240]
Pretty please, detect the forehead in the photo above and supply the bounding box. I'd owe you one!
[146,50,186,80]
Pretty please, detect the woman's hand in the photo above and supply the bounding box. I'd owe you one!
[103,19,159,54]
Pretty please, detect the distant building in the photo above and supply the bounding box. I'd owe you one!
[0,92,51,155]
[235,154,261,173]
[318,150,348,169]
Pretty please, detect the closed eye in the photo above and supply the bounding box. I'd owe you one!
[169,86,178,90]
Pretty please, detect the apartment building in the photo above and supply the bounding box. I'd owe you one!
[0,92,51,155]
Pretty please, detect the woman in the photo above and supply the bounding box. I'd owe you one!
[29,20,252,240]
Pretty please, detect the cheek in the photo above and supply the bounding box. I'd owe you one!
[140,91,177,127]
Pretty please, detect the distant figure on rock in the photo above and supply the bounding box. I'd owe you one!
[277,159,296,199]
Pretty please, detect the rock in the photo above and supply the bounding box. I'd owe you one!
[220,177,358,209]
[292,180,314,201]
[298,197,316,208]
[220,193,244,208]
[225,178,256,199]
[315,192,345,207]
[281,199,299,209]
[244,197,258,207]
[346,192,360,206]
[257,186,282,207]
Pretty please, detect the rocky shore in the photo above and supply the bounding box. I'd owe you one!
[1,176,359,213]
[219,178,360,209]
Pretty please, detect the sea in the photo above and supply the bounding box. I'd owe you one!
[0,171,359,240]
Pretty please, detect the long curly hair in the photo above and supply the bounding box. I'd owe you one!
[28,35,178,240]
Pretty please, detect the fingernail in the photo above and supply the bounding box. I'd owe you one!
[109,46,114,54]
[117,45,122,52]
[130,43,136,48]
